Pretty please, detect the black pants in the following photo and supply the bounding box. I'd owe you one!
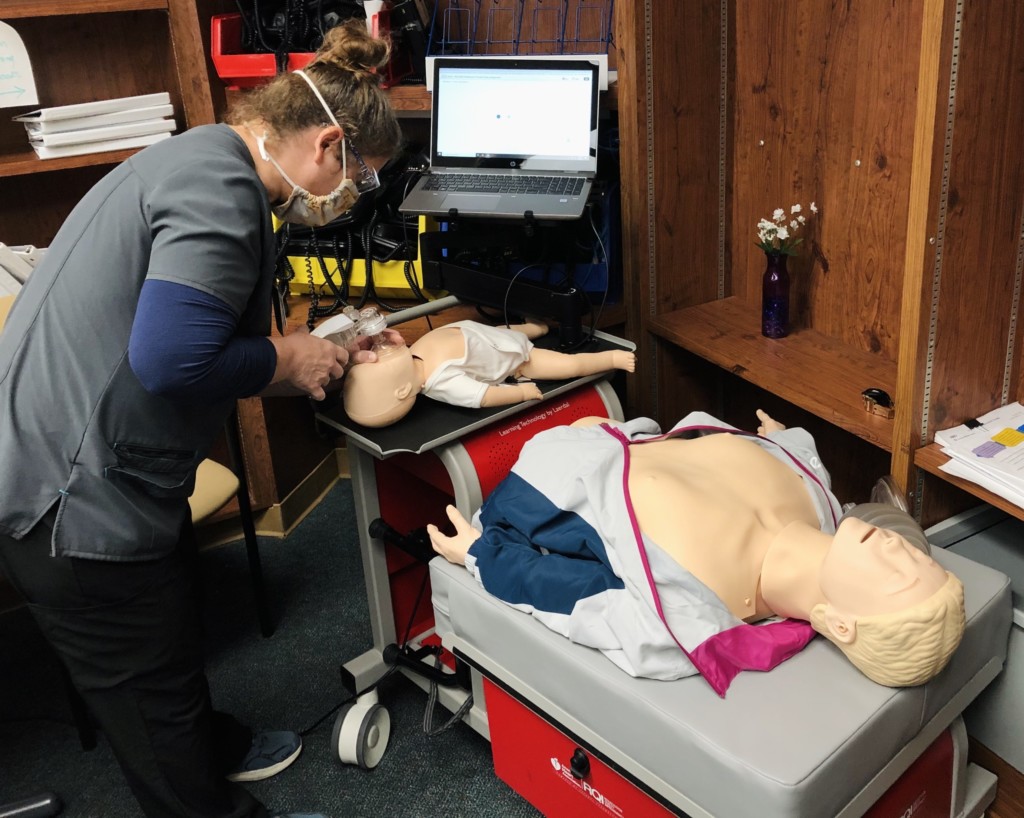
[0,511,269,818]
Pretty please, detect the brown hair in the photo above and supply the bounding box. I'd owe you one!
[226,19,402,159]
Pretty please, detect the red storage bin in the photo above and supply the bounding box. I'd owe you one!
[210,12,410,90]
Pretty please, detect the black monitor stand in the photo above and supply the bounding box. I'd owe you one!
[418,218,590,349]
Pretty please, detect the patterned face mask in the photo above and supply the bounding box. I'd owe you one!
[256,130,360,227]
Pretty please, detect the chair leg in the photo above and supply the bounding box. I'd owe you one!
[0,791,63,817]
[224,411,275,638]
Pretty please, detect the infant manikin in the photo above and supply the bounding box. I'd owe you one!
[342,318,636,428]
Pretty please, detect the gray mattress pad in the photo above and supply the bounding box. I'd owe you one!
[430,547,1011,818]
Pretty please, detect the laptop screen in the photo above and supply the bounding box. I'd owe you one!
[430,58,599,173]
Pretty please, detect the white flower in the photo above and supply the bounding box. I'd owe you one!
[756,202,817,254]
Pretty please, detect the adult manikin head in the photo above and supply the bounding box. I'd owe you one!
[342,344,421,427]
[809,516,965,686]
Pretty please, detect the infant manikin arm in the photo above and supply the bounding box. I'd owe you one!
[517,348,636,381]
[479,381,543,408]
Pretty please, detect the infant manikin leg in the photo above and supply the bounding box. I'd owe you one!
[505,319,550,340]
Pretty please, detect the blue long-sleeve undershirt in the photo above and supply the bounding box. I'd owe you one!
[128,279,276,402]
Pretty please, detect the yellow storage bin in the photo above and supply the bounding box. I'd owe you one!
[280,216,440,300]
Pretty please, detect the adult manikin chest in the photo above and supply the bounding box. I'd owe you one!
[627,434,820,621]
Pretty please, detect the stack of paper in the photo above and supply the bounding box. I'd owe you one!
[934,402,1024,508]
[12,92,176,160]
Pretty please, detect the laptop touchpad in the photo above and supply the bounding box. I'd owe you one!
[442,194,501,211]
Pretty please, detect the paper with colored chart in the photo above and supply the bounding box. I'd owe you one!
[935,402,1024,507]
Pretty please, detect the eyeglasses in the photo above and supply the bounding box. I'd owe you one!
[348,142,381,195]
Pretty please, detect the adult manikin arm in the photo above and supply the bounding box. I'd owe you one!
[428,503,623,608]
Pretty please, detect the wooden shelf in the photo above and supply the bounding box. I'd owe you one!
[916,443,1024,522]
[384,81,617,114]
[647,297,898,451]
[0,147,150,178]
[386,85,431,114]
[0,0,166,17]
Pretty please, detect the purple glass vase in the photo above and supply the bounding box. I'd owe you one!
[761,251,790,339]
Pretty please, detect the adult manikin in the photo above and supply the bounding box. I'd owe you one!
[428,410,965,692]
[341,318,636,427]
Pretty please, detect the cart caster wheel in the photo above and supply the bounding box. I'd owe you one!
[331,698,391,769]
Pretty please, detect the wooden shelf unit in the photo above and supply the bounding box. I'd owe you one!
[0,147,146,177]
[0,0,216,245]
[915,443,1024,525]
[648,298,897,452]
[1,0,168,17]
[614,1,1024,525]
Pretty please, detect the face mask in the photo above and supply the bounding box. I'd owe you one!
[254,69,360,227]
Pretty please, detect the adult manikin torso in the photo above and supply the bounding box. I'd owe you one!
[627,433,820,621]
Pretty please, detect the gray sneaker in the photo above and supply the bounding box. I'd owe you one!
[227,730,302,782]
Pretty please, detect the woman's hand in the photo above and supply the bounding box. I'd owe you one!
[427,504,482,566]
[347,328,406,365]
[269,328,349,401]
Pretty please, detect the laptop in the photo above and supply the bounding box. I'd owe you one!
[399,57,600,221]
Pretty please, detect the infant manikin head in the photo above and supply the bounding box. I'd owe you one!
[342,344,420,428]
[810,517,965,686]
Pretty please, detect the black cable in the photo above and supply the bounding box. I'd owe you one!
[297,695,354,737]
[587,201,611,340]
[331,229,352,304]
[399,567,432,648]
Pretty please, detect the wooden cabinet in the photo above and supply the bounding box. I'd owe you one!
[0,0,218,245]
[613,0,1024,527]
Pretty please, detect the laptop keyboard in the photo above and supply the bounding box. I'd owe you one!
[423,173,586,196]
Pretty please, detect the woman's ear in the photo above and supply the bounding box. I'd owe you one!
[314,125,344,161]
[823,607,857,644]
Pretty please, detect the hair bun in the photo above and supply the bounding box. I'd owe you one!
[313,18,391,80]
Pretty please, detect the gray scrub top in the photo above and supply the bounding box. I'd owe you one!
[0,124,276,560]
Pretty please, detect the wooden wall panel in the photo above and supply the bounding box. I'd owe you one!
[730,0,922,359]
[614,0,721,418]
[648,1,722,313]
[927,2,1024,432]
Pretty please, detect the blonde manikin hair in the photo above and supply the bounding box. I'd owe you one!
[809,571,966,687]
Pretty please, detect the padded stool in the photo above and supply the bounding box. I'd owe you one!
[189,413,274,638]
